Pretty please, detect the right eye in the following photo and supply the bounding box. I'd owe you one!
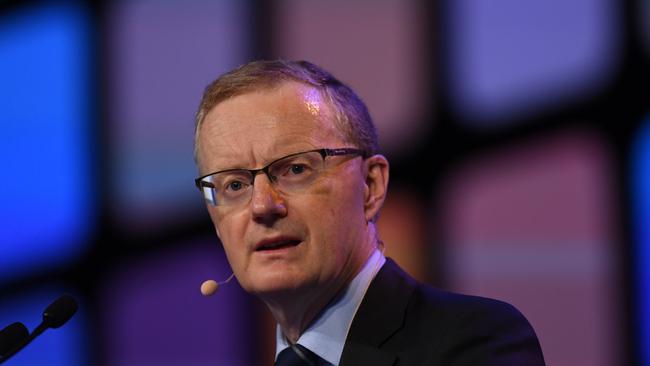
[226,181,244,191]
[216,173,251,196]
[223,179,247,192]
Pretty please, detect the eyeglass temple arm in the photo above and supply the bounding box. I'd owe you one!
[324,148,367,158]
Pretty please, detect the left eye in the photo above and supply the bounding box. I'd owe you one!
[289,164,306,175]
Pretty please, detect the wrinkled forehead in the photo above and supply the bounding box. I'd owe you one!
[196,82,349,170]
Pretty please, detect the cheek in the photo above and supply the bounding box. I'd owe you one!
[307,171,365,216]
[207,207,245,258]
[334,172,367,217]
[215,215,250,278]
[206,206,220,228]
[207,207,227,241]
[304,177,367,241]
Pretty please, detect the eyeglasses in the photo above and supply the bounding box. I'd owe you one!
[195,148,367,207]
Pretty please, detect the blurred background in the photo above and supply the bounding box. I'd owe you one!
[0,0,648,364]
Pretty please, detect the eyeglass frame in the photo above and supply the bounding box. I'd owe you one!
[195,147,368,205]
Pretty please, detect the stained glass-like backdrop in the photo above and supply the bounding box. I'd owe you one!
[0,0,647,364]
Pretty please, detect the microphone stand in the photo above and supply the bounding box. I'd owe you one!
[0,322,47,364]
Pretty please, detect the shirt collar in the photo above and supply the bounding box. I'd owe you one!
[275,249,386,365]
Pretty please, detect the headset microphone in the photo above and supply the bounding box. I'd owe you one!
[200,273,235,296]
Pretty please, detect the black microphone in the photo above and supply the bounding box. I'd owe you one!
[42,294,78,329]
[0,322,29,358]
[0,294,78,364]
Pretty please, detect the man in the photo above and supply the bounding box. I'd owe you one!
[194,60,545,365]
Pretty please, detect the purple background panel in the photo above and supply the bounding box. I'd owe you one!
[101,238,255,366]
[107,0,249,231]
[447,0,619,124]
[438,131,621,366]
[274,0,431,155]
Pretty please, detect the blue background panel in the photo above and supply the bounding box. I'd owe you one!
[633,116,650,364]
[0,4,92,282]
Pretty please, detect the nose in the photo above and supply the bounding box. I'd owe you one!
[250,173,287,223]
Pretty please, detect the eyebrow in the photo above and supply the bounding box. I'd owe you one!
[203,147,306,173]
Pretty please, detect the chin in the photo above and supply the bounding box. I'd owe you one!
[246,272,313,298]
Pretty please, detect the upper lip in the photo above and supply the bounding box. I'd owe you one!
[254,236,302,251]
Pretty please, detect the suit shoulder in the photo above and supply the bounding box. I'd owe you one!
[346,260,545,365]
[414,284,529,327]
[406,284,546,365]
[378,259,534,332]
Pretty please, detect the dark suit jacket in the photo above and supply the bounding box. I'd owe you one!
[339,259,545,366]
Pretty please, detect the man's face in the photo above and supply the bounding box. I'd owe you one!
[197,81,374,299]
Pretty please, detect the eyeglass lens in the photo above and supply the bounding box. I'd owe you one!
[200,151,326,206]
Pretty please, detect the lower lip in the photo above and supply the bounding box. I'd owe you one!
[254,242,302,256]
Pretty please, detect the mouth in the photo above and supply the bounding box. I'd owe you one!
[255,237,302,251]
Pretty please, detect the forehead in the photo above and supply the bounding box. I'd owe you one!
[197,81,348,170]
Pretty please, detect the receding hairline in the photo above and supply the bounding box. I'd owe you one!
[195,79,353,163]
[194,60,379,165]
[197,78,320,128]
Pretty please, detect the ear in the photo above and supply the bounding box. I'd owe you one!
[363,154,389,222]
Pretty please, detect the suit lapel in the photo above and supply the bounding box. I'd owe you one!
[339,259,416,366]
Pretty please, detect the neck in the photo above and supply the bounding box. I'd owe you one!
[265,278,346,343]
[265,240,378,343]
